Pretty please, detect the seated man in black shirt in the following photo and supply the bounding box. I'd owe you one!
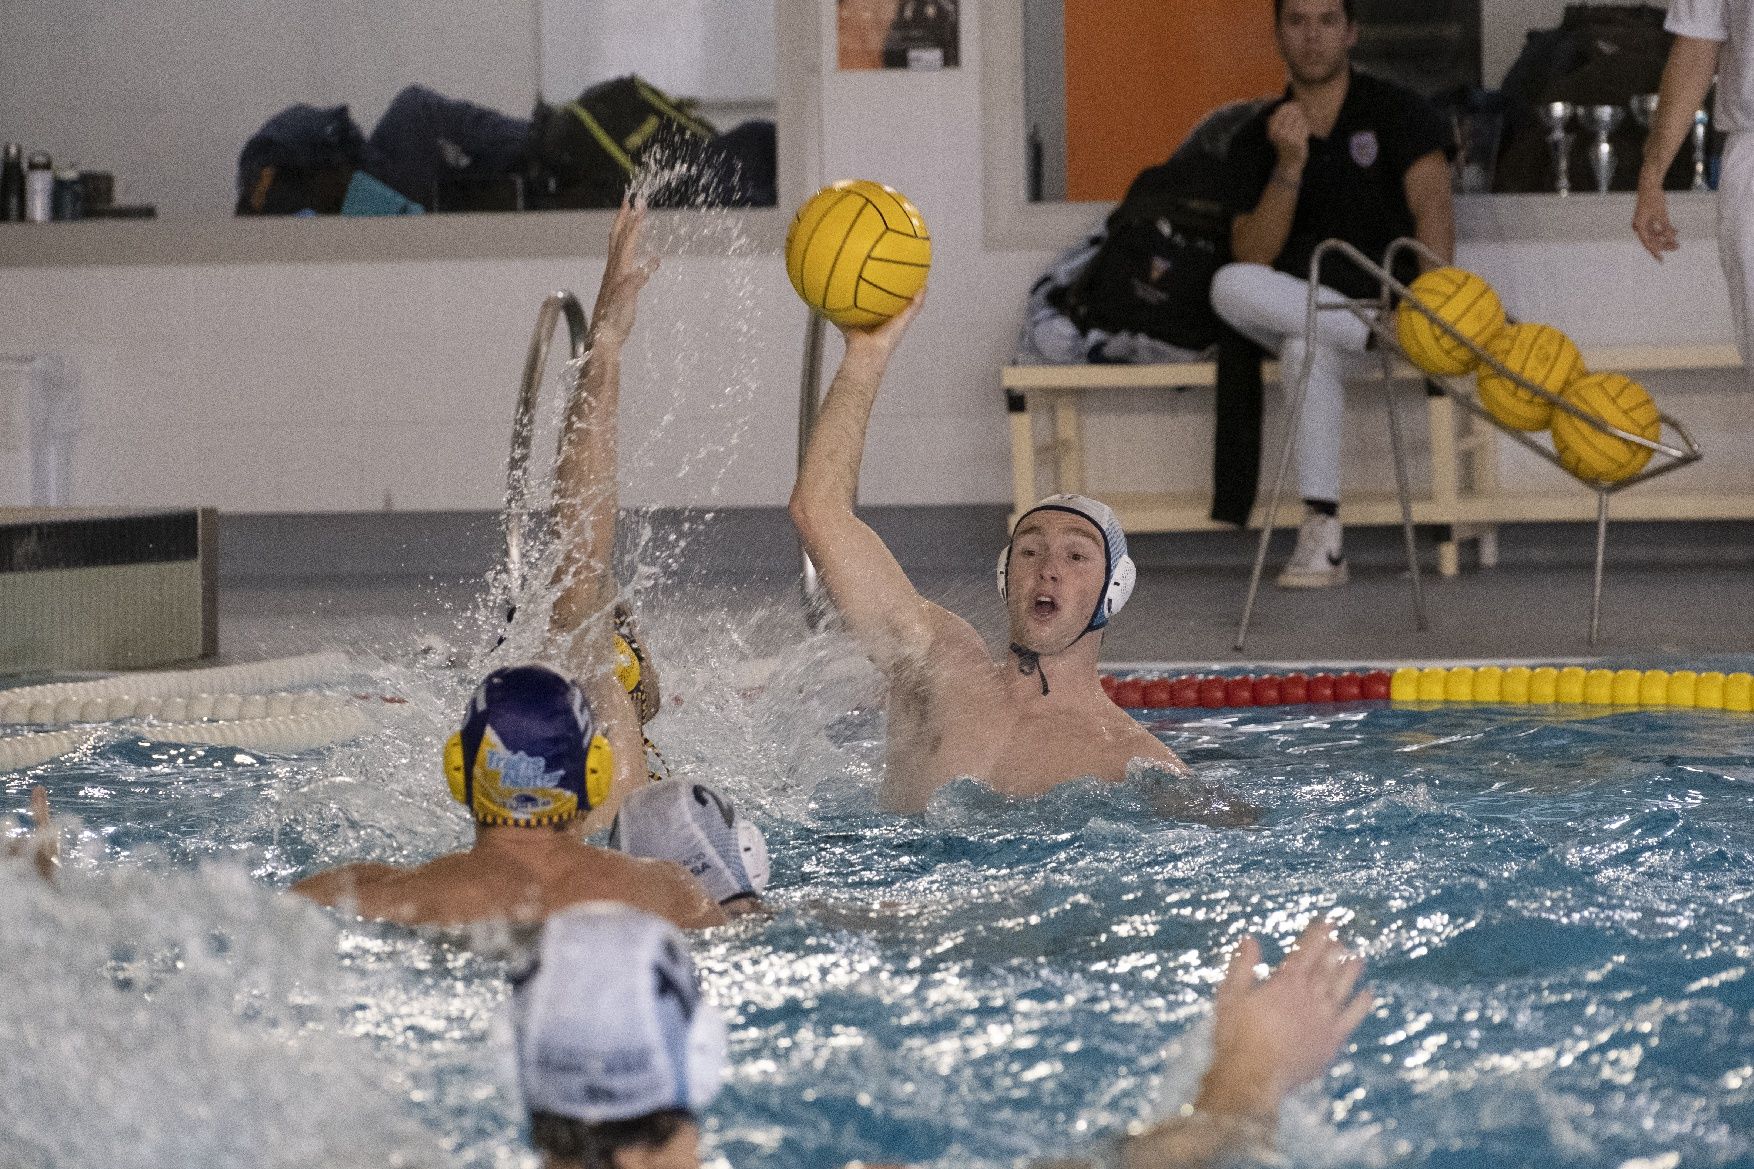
[1211,0,1454,588]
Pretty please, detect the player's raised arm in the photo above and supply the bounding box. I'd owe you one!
[549,198,656,665]
[789,296,939,670]
[548,198,659,811]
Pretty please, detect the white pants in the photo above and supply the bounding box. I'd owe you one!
[1210,262,1374,505]
[1718,132,1754,365]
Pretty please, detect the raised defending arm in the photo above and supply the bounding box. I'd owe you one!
[549,198,656,670]
[546,200,660,811]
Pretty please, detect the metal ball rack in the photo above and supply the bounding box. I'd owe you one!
[1236,236,1703,651]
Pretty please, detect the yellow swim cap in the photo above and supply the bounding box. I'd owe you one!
[613,604,661,725]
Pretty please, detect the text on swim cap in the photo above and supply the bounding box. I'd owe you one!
[486,745,568,790]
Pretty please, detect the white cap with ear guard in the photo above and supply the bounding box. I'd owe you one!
[996,493,1136,631]
[513,904,727,1124]
[608,781,769,905]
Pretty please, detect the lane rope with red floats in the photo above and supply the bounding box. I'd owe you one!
[1103,665,1754,713]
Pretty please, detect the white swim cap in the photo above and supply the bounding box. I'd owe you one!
[996,494,1136,631]
[513,904,727,1124]
[608,781,770,905]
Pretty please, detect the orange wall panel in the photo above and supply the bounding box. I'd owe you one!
[1063,0,1285,202]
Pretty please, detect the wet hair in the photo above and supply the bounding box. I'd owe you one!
[1274,0,1355,23]
[530,1109,693,1168]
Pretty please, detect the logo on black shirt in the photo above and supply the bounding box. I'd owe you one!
[1349,130,1379,169]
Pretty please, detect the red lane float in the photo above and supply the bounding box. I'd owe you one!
[1104,669,1395,711]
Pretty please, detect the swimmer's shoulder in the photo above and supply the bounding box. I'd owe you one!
[559,842,727,929]
[1098,694,1190,770]
[294,855,503,925]
[290,860,404,906]
[889,603,999,696]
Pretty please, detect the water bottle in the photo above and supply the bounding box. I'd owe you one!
[24,152,53,223]
[51,166,82,220]
[0,144,23,221]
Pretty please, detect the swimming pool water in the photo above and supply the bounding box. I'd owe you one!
[4,638,1754,1169]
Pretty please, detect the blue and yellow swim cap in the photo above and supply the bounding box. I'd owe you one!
[444,664,614,827]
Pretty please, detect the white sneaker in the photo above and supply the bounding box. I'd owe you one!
[1276,513,1348,589]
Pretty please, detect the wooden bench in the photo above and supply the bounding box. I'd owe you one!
[1005,344,1745,576]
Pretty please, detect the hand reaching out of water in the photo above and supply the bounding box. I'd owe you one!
[591,196,661,349]
[1111,921,1372,1169]
[1195,920,1374,1123]
[6,785,58,883]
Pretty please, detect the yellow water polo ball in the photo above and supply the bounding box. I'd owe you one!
[1551,371,1662,483]
[1396,267,1506,376]
[785,180,931,330]
[1476,322,1585,431]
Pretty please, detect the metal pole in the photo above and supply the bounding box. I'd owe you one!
[797,310,829,626]
[1235,273,1326,652]
[1381,356,1430,630]
[1589,490,1610,646]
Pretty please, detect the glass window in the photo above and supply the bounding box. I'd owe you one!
[1023,0,1481,203]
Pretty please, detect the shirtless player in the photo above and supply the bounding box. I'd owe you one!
[291,204,748,930]
[790,299,1193,813]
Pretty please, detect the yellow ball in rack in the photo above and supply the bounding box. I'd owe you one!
[1395,267,1505,376]
[785,180,931,330]
[1476,322,1584,431]
[1550,372,1662,484]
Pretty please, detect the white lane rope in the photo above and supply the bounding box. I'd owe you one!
[0,704,378,771]
[0,652,353,724]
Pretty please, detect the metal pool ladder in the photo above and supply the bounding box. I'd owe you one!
[797,310,831,627]
[494,290,591,617]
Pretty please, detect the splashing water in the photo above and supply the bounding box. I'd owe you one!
[476,145,770,679]
[11,624,1754,1168]
[11,157,1754,1168]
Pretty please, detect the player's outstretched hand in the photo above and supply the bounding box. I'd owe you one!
[6,785,58,883]
[1195,920,1374,1123]
[592,196,661,348]
[1632,184,1679,262]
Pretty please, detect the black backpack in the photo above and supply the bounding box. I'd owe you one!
[1492,5,1690,193]
[1047,101,1264,354]
[365,84,534,210]
[235,104,365,215]
[530,75,717,209]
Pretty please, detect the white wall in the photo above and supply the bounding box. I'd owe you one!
[0,0,538,219]
[0,0,1748,518]
[540,0,776,106]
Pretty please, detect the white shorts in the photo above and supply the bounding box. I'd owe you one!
[1718,131,1754,365]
